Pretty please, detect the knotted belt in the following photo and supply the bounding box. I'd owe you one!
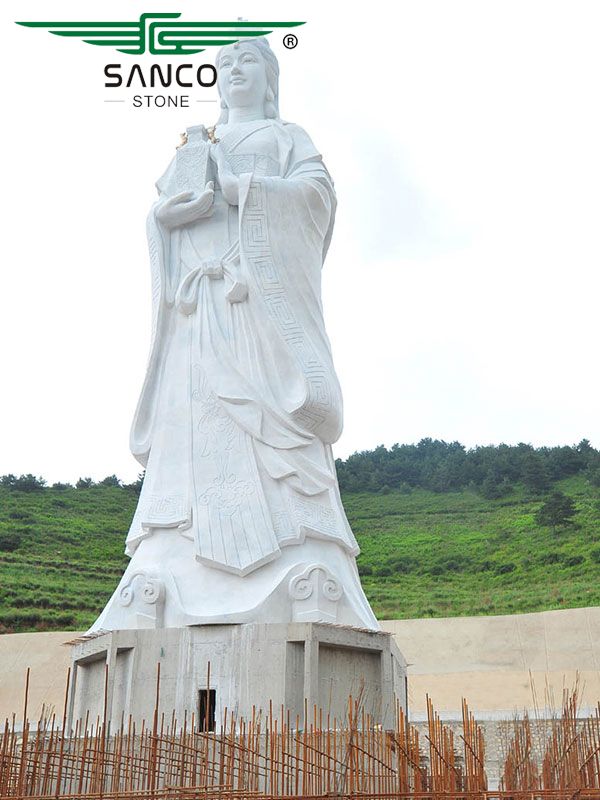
[175,240,248,315]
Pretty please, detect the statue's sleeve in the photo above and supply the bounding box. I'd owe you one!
[129,158,175,466]
[235,123,343,445]
[279,123,337,261]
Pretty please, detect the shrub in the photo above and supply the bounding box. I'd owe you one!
[429,556,470,575]
[539,552,564,565]
[386,556,419,574]
[0,533,22,552]
[0,611,43,627]
[495,563,516,575]
[76,477,95,489]
[564,555,584,567]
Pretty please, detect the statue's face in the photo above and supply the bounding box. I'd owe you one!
[217,44,268,112]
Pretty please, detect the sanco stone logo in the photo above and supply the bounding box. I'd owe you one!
[15,13,305,56]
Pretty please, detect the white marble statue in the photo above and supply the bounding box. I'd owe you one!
[92,38,378,632]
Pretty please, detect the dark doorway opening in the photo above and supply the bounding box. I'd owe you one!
[198,688,216,732]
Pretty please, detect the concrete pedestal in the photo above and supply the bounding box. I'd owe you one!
[69,623,407,732]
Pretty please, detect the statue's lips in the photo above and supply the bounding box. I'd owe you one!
[230,78,246,86]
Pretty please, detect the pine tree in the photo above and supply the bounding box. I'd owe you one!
[535,491,577,532]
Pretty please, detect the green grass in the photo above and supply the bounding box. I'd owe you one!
[0,477,598,632]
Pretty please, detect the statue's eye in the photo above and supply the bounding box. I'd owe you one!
[220,60,232,68]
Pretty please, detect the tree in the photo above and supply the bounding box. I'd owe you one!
[124,472,145,495]
[479,470,513,499]
[535,491,577,532]
[76,477,94,489]
[587,468,600,488]
[577,438,594,460]
[521,454,551,493]
[12,474,46,492]
[99,474,122,488]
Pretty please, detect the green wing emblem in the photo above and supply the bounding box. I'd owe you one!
[15,13,305,55]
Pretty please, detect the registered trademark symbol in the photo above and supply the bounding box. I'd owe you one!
[283,33,298,49]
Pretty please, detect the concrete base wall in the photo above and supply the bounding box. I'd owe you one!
[2,607,598,729]
[3,608,598,789]
[68,623,407,732]
[381,606,600,719]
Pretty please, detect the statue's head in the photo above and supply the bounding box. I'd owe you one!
[215,37,279,123]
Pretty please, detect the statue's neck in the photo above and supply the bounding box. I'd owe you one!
[227,107,265,124]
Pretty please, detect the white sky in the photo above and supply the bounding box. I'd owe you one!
[1,0,599,483]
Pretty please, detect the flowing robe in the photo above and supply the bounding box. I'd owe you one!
[126,119,360,579]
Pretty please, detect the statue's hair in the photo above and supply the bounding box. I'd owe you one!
[215,37,280,123]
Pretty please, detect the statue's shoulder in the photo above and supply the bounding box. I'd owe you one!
[279,121,321,158]
[281,120,313,140]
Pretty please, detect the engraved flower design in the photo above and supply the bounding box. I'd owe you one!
[199,473,254,515]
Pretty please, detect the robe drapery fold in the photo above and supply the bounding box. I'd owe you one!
[127,120,358,576]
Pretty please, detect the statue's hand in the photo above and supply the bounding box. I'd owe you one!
[211,148,239,206]
[156,183,214,228]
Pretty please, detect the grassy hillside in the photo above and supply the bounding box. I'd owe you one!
[352,476,599,618]
[0,476,598,632]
